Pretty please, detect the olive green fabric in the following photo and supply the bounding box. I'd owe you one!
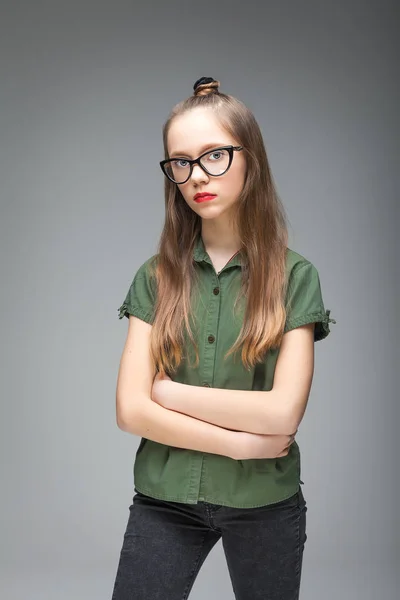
[117,234,336,507]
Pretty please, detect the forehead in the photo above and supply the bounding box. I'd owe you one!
[168,108,232,156]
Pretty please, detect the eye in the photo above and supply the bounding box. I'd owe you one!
[206,149,228,161]
[173,159,189,168]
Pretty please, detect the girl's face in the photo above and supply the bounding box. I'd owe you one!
[167,107,246,222]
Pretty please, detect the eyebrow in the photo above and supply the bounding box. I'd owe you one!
[169,142,229,158]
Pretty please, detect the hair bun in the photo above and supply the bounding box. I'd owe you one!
[193,77,220,96]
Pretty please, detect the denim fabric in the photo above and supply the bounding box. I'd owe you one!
[111,485,307,599]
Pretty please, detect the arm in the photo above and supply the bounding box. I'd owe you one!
[119,394,240,459]
[156,381,289,435]
[155,323,315,435]
[117,315,239,460]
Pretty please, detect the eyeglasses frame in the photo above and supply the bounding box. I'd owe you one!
[159,145,244,184]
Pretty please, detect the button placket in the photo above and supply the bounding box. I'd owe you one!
[202,276,220,388]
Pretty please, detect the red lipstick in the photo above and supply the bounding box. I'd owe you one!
[194,193,217,203]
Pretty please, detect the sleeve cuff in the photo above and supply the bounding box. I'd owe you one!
[284,308,337,342]
[117,302,154,324]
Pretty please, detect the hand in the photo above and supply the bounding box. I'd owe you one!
[232,429,298,461]
[151,370,172,406]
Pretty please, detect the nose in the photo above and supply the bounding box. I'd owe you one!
[190,162,209,184]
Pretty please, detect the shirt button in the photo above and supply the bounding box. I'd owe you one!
[213,287,220,295]
[202,383,211,387]
[208,335,215,343]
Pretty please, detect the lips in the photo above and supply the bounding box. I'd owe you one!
[194,193,217,202]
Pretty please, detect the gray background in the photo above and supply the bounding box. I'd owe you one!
[0,1,398,598]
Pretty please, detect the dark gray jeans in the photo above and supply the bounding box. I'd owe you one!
[111,485,307,600]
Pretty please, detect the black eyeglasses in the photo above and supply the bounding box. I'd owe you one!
[160,145,243,184]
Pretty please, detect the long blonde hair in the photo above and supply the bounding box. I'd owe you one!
[149,77,290,376]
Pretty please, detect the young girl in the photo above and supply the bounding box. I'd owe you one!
[112,76,336,600]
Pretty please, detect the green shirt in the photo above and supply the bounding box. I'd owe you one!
[117,233,336,508]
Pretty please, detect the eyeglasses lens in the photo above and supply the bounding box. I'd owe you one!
[164,148,230,183]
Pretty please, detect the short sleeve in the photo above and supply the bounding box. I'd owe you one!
[284,261,336,342]
[117,258,157,325]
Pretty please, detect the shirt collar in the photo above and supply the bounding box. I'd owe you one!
[193,232,242,269]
